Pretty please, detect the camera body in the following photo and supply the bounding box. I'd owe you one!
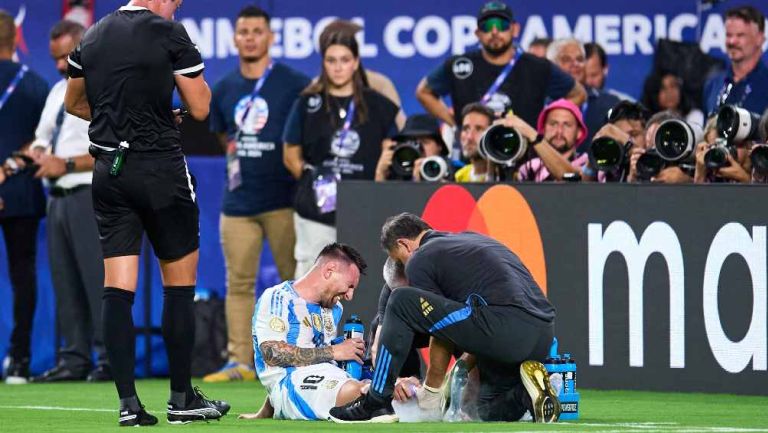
[634,119,701,180]
[390,140,422,179]
[635,148,665,180]
[704,137,737,169]
[588,136,632,172]
[704,105,761,170]
[478,124,528,165]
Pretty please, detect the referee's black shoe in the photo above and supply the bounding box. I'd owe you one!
[520,360,561,423]
[328,394,398,423]
[167,386,230,424]
[119,405,158,427]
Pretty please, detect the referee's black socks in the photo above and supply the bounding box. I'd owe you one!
[162,286,196,406]
[102,287,139,411]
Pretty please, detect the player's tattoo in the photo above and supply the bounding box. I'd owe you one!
[259,341,334,367]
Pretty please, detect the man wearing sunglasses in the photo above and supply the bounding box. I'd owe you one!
[416,1,585,131]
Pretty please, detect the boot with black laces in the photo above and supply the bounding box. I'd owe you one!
[119,404,158,427]
[328,394,398,423]
[167,386,231,424]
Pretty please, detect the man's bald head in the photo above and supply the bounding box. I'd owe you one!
[383,257,407,289]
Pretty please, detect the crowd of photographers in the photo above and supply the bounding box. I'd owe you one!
[384,3,768,185]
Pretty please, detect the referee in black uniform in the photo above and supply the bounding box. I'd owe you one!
[64,0,229,426]
[330,213,560,423]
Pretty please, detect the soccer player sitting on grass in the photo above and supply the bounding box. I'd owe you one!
[239,243,381,421]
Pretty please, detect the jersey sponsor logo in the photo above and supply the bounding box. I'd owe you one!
[484,92,512,118]
[304,375,325,384]
[307,95,323,113]
[330,129,361,158]
[452,57,473,79]
[235,95,269,136]
[421,185,548,295]
[269,317,286,332]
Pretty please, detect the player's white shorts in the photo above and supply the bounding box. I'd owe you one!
[270,363,355,420]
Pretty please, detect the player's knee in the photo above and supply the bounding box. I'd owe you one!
[335,380,364,406]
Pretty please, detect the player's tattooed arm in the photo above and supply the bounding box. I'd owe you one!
[259,341,334,368]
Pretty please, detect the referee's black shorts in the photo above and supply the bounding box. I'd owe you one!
[92,147,199,260]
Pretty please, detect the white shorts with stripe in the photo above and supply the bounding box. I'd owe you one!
[270,363,354,421]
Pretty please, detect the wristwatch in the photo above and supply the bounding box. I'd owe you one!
[65,157,76,173]
[530,134,545,146]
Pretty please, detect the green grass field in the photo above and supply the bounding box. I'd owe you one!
[0,380,766,432]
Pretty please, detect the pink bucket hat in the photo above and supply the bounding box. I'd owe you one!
[536,98,589,148]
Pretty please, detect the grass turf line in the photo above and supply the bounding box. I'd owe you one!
[0,380,766,432]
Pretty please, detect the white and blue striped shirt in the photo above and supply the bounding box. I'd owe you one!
[252,281,343,392]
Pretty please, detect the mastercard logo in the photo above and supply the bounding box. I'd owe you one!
[420,184,548,295]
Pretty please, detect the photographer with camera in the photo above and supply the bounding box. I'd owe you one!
[516,99,587,182]
[585,101,650,182]
[454,103,494,183]
[693,105,759,184]
[624,111,697,183]
[374,114,450,182]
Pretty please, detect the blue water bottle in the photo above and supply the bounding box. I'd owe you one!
[343,315,364,380]
[543,338,580,421]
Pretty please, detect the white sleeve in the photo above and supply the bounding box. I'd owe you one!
[32,86,61,150]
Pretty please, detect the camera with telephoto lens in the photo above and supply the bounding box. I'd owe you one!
[390,141,422,179]
[419,156,451,182]
[705,105,761,169]
[636,119,702,180]
[477,124,528,165]
[588,136,632,172]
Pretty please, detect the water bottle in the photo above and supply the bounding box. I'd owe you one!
[443,360,469,422]
[343,315,364,379]
[543,338,580,421]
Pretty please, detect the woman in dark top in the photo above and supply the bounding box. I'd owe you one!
[283,30,398,277]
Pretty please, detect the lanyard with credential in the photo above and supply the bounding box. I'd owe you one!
[715,75,752,113]
[480,48,522,105]
[238,62,274,128]
[336,99,356,150]
[0,64,29,112]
